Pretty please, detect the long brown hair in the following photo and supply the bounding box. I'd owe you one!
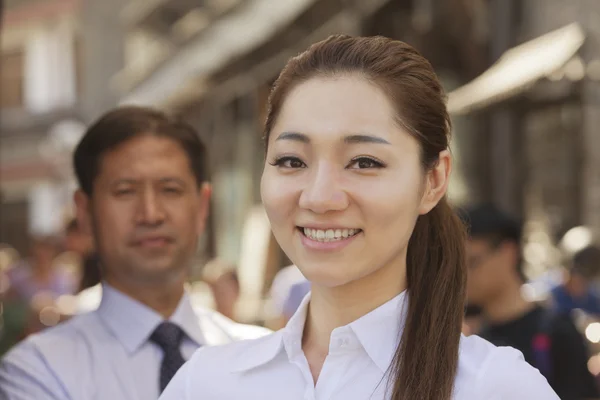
[264,35,467,400]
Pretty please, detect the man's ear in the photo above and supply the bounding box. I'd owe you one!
[418,150,451,215]
[196,183,212,235]
[74,189,93,235]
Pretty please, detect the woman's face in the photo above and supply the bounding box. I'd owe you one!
[261,76,449,290]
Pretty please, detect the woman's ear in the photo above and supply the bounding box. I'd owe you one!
[419,150,451,215]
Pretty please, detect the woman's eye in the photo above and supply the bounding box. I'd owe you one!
[348,157,385,169]
[270,156,306,169]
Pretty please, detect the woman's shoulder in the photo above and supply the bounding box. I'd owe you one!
[456,334,559,399]
[160,331,285,399]
[194,329,283,369]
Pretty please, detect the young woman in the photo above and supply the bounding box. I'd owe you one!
[160,35,558,400]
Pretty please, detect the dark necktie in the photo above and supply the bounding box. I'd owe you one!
[150,322,186,393]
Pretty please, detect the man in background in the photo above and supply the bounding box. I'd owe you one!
[0,106,269,400]
[552,244,600,317]
[462,204,599,400]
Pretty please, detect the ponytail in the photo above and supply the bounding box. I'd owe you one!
[389,197,467,400]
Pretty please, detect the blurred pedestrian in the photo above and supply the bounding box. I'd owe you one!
[265,264,307,329]
[552,244,600,317]
[462,203,599,399]
[281,279,310,322]
[5,236,76,304]
[160,35,557,400]
[64,217,101,293]
[0,106,270,400]
[202,258,240,321]
[462,304,484,336]
[3,236,77,337]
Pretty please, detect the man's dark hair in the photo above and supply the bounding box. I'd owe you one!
[571,245,600,280]
[459,203,522,245]
[73,106,208,195]
[459,203,526,280]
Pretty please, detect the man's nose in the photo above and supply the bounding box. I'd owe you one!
[135,188,166,225]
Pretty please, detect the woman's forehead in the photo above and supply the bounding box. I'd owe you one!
[270,77,406,144]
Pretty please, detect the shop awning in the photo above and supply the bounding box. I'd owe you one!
[120,0,317,107]
[447,23,585,115]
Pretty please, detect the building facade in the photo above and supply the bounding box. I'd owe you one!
[0,0,127,255]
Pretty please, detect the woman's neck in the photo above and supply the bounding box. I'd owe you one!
[302,261,407,357]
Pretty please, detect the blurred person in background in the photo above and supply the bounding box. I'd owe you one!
[0,245,22,357]
[552,245,600,317]
[0,106,270,400]
[281,278,310,322]
[0,244,20,272]
[64,217,101,293]
[265,264,307,329]
[5,236,76,304]
[63,218,104,314]
[3,236,77,339]
[202,258,240,321]
[462,304,484,336]
[462,203,599,399]
[161,35,557,400]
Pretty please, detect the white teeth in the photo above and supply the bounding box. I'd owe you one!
[302,227,360,242]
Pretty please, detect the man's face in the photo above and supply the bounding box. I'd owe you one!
[465,238,514,307]
[75,135,210,287]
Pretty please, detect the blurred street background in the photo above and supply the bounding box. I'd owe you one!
[2,0,600,383]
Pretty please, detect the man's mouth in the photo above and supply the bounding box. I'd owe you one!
[298,227,362,243]
[135,237,173,247]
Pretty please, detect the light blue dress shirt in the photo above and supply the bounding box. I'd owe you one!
[0,283,268,400]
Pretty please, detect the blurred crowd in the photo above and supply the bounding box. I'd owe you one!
[0,218,94,355]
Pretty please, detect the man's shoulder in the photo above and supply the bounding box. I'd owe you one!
[0,312,107,400]
[193,306,272,344]
[2,311,100,367]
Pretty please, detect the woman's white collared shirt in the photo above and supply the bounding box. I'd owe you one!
[160,292,559,399]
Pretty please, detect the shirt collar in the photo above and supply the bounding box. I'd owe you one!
[347,291,408,372]
[228,294,311,373]
[229,291,408,373]
[97,282,205,354]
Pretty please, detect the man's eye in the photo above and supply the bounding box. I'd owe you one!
[114,189,134,196]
